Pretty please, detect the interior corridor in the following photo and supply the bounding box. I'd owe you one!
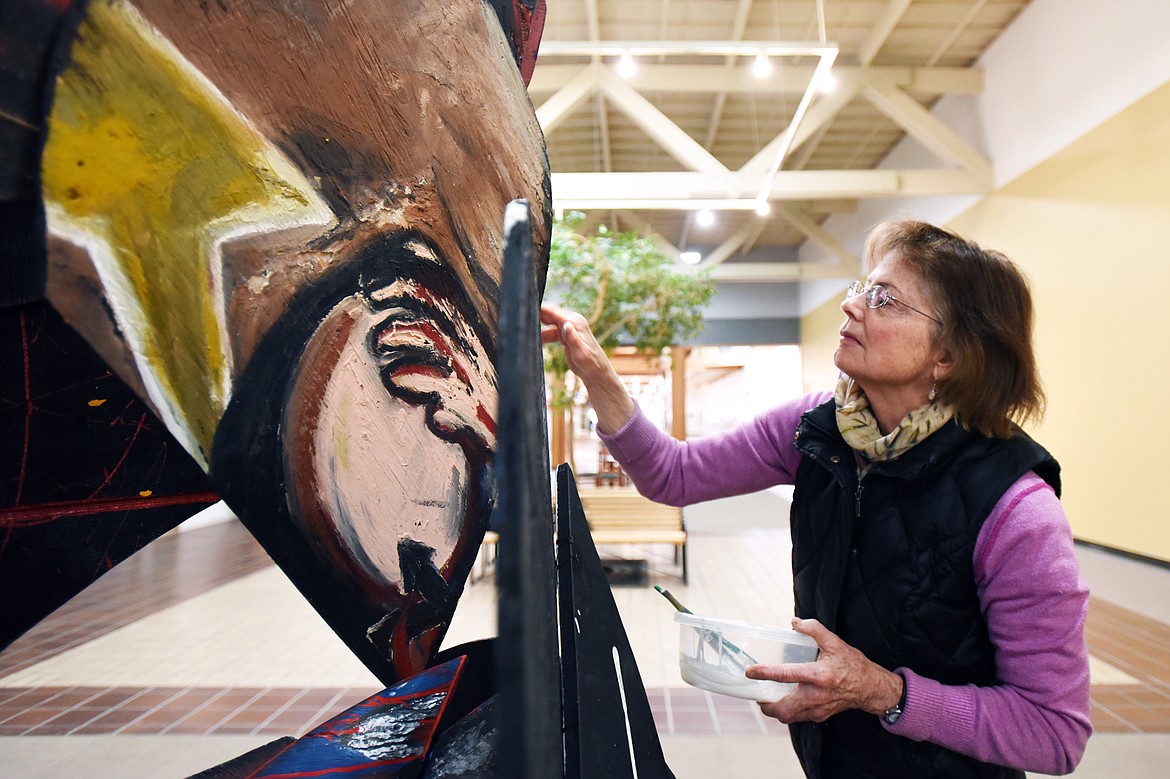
[2,489,1168,777]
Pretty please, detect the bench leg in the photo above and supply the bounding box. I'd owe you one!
[681,540,688,585]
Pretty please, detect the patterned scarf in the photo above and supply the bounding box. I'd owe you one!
[833,374,954,462]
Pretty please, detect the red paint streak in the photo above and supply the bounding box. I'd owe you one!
[378,321,474,387]
[0,491,220,527]
[385,364,447,382]
[476,403,497,437]
[15,311,32,506]
[86,411,149,500]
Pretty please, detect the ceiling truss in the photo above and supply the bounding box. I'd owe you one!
[533,0,1031,281]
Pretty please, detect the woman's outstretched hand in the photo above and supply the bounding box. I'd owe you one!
[747,618,904,724]
[540,303,608,383]
[539,303,635,434]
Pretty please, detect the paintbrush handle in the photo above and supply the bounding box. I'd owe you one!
[655,586,760,667]
[654,585,691,613]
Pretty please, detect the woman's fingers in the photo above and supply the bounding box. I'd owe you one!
[745,662,820,685]
[539,304,603,374]
[749,619,900,724]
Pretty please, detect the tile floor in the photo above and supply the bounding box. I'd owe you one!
[2,488,1169,776]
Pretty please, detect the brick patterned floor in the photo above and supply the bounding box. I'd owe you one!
[0,684,788,738]
[0,521,272,679]
[1084,598,1170,733]
[2,521,1168,737]
[0,685,379,737]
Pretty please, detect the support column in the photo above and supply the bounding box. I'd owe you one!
[549,404,568,466]
[670,346,689,441]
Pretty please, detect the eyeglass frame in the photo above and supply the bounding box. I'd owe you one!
[845,281,942,325]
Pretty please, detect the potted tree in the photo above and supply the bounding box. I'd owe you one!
[544,212,715,469]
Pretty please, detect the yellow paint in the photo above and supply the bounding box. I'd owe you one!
[42,0,328,463]
[88,399,107,407]
[138,489,153,497]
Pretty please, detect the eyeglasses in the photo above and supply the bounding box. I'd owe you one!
[845,281,941,325]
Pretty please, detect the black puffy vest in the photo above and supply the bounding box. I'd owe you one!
[788,399,1060,779]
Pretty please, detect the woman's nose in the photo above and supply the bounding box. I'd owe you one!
[841,293,864,319]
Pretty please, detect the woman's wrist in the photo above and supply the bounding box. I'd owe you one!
[592,379,636,435]
[864,667,906,716]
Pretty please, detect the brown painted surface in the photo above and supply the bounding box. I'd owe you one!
[135,0,550,369]
[38,0,550,682]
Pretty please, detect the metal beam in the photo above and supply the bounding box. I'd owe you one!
[702,0,756,149]
[595,68,730,175]
[702,262,855,282]
[739,77,862,176]
[699,220,766,267]
[551,168,988,206]
[529,64,983,96]
[862,82,993,183]
[775,205,858,269]
[927,0,989,67]
[616,210,682,259]
[535,65,596,134]
[858,0,913,66]
[539,39,837,57]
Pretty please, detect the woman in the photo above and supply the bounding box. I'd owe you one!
[540,220,1091,778]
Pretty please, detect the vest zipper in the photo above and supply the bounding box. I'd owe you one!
[854,463,870,519]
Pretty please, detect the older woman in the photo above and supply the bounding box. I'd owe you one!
[540,220,1091,778]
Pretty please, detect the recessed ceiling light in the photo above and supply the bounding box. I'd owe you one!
[752,52,772,78]
[679,251,702,264]
[617,50,636,79]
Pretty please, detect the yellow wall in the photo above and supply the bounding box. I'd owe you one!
[947,80,1170,561]
[801,293,846,395]
[799,81,1170,561]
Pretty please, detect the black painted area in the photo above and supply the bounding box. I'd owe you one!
[0,302,216,652]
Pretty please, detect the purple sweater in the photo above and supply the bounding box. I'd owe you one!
[600,392,1092,775]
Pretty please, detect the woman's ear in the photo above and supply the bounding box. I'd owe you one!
[933,349,954,382]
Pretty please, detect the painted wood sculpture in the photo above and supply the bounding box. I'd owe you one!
[249,657,466,778]
[4,3,675,776]
[1,0,550,687]
[493,207,674,778]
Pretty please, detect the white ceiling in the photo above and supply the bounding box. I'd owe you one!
[531,0,1033,285]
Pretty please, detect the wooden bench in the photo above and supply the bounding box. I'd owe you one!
[578,487,687,583]
[473,486,688,583]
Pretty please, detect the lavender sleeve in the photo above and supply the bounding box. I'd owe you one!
[886,473,1092,775]
[598,392,831,506]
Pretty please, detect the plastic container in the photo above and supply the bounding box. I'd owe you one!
[674,612,819,702]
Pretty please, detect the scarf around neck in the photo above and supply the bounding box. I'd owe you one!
[833,374,954,463]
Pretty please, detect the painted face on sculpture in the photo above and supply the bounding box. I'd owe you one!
[38,0,549,682]
[283,234,498,598]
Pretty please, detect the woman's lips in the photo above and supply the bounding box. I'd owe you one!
[839,329,861,347]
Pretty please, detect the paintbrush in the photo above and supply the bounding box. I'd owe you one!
[654,585,758,667]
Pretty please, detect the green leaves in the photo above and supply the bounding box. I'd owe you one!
[546,211,715,369]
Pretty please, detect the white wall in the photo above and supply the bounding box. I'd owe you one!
[799,0,1170,314]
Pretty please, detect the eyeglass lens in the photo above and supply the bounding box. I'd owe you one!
[846,282,888,308]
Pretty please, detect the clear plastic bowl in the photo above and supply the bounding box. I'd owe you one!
[675,612,819,702]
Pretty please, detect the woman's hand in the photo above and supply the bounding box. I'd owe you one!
[540,303,635,433]
[539,303,609,384]
[747,618,904,724]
